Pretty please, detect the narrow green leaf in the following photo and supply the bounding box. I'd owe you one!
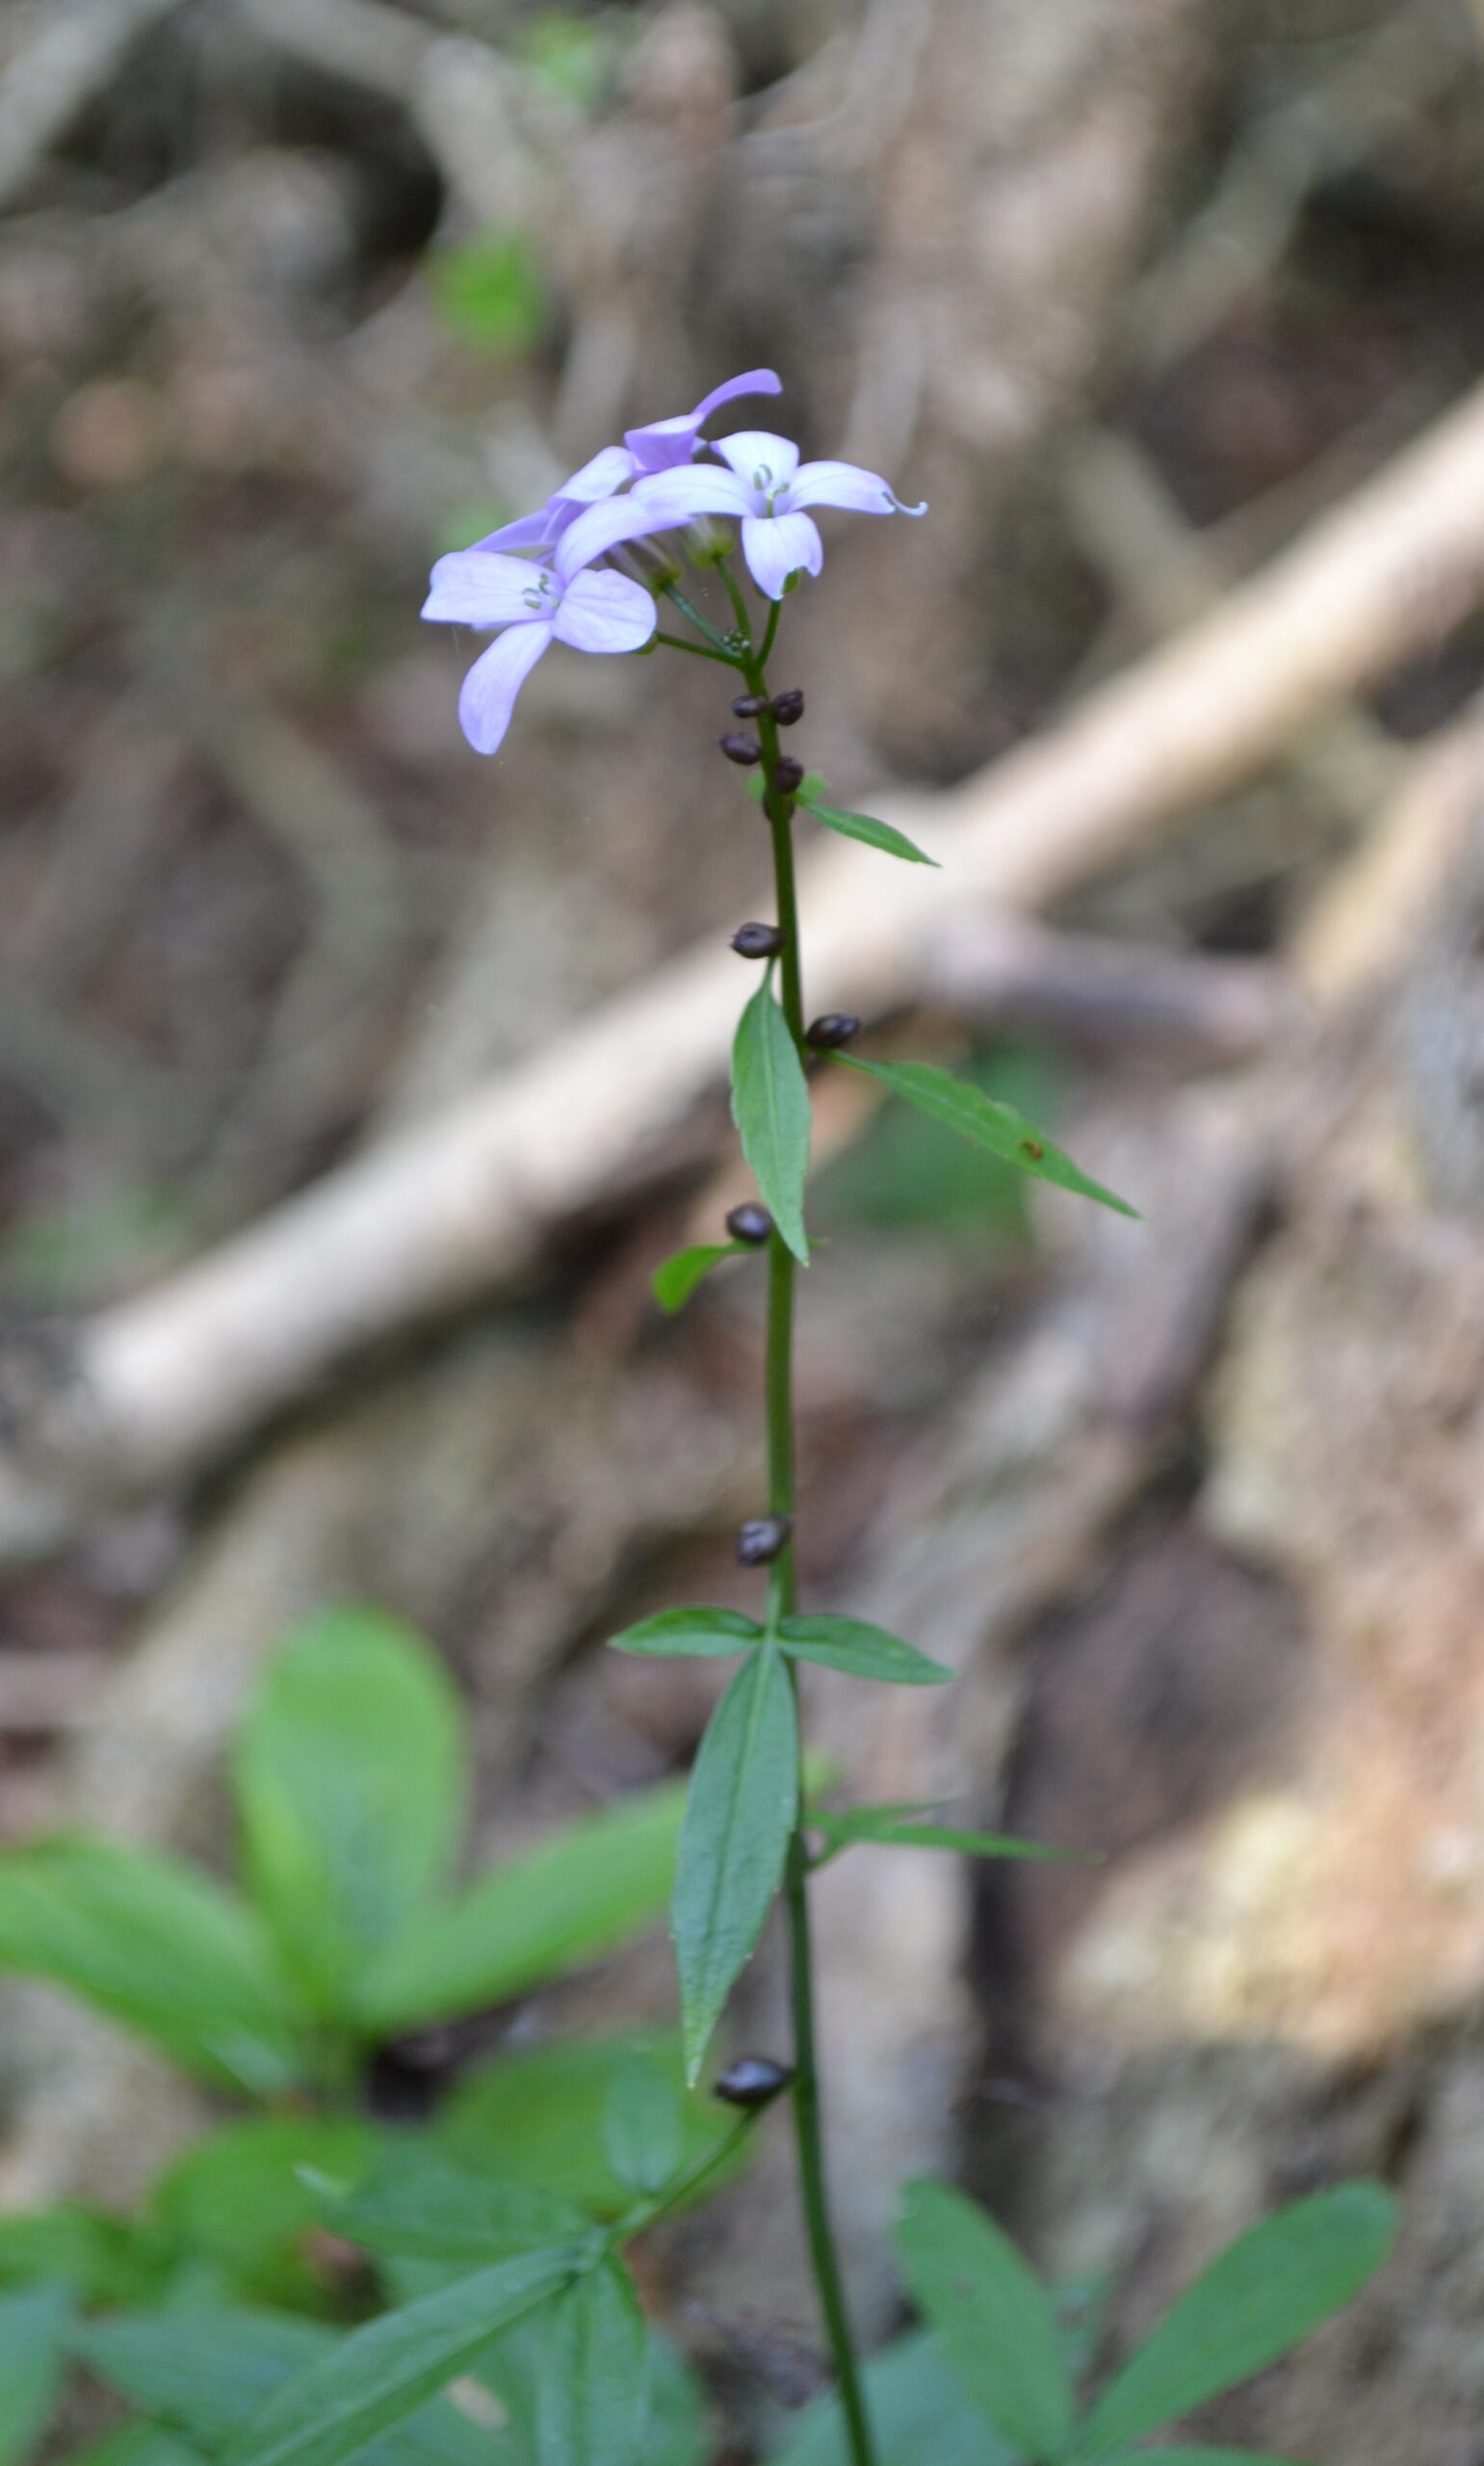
[840,1058,1138,1219]
[357,1785,684,2032]
[224,2250,582,2466]
[896,2179,1073,2461]
[673,1644,798,2085]
[304,2141,588,2268]
[776,1615,951,1687]
[0,2284,69,2466]
[602,2057,687,2198]
[536,2258,649,2466]
[1073,2184,1396,2459]
[651,1243,748,1314]
[150,2114,376,2307]
[234,1606,467,2016]
[0,1836,299,2093]
[812,1806,1070,1863]
[731,984,810,1262]
[797,794,939,868]
[608,1607,764,1661]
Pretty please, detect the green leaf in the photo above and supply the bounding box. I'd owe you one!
[746,771,828,809]
[430,231,546,355]
[651,1243,749,1314]
[441,2033,742,2221]
[0,1836,300,2093]
[223,2252,583,2466]
[0,2202,143,2303]
[1072,2184,1396,2459]
[0,2284,69,2466]
[776,1616,951,1687]
[536,2259,649,2466]
[812,1806,1069,1864]
[235,1606,467,2017]
[731,984,810,1262]
[839,1058,1138,1219]
[673,1644,798,2085]
[356,1783,684,2032]
[150,2114,377,2309]
[65,2429,208,2466]
[771,2329,1006,2466]
[602,2055,687,2199]
[306,2141,588,2268]
[608,1608,764,1661]
[896,2179,1073,2461]
[796,793,939,868]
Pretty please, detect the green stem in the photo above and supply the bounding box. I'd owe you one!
[742,612,879,2466]
[661,582,735,658]
[653,627,738,667]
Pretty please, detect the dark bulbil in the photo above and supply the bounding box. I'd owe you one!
[714,2055,794,2109]
[805,1013,860,1050]
[771,689,805,725]
[725,1202,774,1245]
[719,733,763,766]
[731,692,769,718]
[772,756,805,796]
[737,1514,793,1565]
[731,920,786,959]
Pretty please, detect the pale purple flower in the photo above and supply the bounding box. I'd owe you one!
[475,371,783,555]
[421,528,656,755]
[559,429,927,600]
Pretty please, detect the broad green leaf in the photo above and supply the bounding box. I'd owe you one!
[430,231,546,355]
[896,2179,1073,2461]
[772,2329,1006,2466]
[306,2141,588,2268]
[732,984,810,1262]
[441,2033,741,2221]
[673,1644,798,2084]
[0,2201,144,2302]
[776,1616,950,1687]
[235,1606,467,2015]
[651,1243,748,1314]
[357,1783,684,2031]
[0,1836,299,2093]
[602,2054,687,2198]
[0,2284,69,2466]
[536,2259,649,2466]
[150,2115,376,2309]
[608,1608,763,1661]
[812,1806,1067,1864]
[839,1058,1138,1219]
[224,2251,583,2466]
[1073,2183,1396,2460]
[796,793,938,868]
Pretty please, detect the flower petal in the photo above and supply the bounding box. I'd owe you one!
[456,621,552,755]
[555,469,750,579]
[713,430,801,492]
[555,443,638,504]
[552,567,658,654]
[471,508,557,554]
[423,548,556,626]
[690,367,783,427]
[783,459,927,517]
[741,511,822,600]
[625,369,784,473]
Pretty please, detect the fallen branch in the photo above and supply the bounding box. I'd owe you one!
[9,380,1484,1561]
[0,0,190,215]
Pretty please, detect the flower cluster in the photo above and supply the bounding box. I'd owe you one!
[422,369,925,754]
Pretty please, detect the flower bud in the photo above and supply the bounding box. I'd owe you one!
[737,1514,792,1566]
[725,1202,773,1246]
[805,1013,860,1050]
[687,517,737,567]
[771,756,804,796]
[770,689,805,726]
[714,2055,794,2109]
[731,693,769,719]
[730,921,785,960]
[719,734,763,767]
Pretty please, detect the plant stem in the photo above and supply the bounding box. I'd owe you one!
[742,612,879,2466]
[654,627,738,667]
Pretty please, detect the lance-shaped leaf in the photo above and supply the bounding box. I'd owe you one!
[535,2258,650,2466]
[234,1606,466,2017]
[608,1608,764,1661]
[0,2284,69,2466]
[839,1058,1137,1219]
[796,791,938,868]
[896,2179,1073,2462]
[224,2247,583,2466]
[673,1644,798,2084]
[602,2057,687,2199]
[1071,2183,1396,2460]
[651,1242,753,1314]
[731,984,810,1262]
[776,1615,950,1687]
[811,1805,1069,1865]
[304,2141,589,2268]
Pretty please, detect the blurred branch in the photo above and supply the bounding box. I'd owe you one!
[7,380,1484,1560]
[0,0,190,215]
